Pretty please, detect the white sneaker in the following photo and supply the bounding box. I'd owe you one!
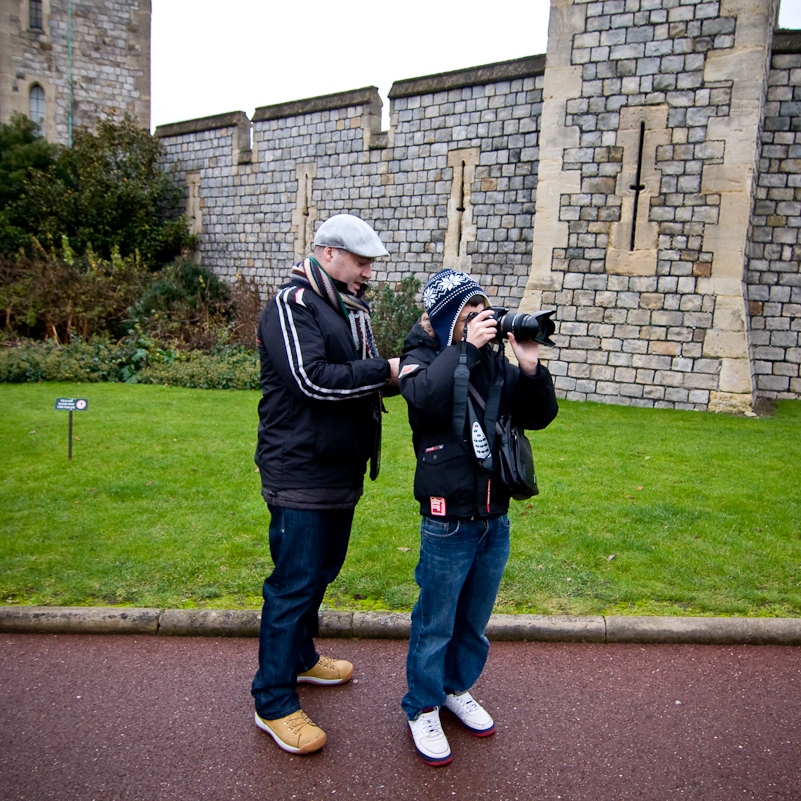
[443,691,495,736]
[407,707,452,766]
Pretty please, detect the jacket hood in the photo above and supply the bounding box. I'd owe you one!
[403,316,441,354]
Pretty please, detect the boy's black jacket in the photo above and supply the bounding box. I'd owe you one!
[400,319,558,519]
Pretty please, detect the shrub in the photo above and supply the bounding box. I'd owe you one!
[0,337,258,390]
[137,347,259,390]
[0,244,150,341]
[0,337,132,383]
[126,257,233,347]
[229,273,270,351]
[6,115,194,264]
[366,275,421,359]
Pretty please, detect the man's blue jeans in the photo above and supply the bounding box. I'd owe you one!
[402,514,511,720]
[251,505,353,720]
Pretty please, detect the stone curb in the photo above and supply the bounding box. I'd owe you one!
[0,606,161,635]
[1,607,800,645]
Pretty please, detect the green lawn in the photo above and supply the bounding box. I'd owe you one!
[2,381,800,617]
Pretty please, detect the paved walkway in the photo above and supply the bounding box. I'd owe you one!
[1,632,799,800]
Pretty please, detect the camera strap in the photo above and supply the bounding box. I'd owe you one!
[452,331,503,470]
[452,331,471,439]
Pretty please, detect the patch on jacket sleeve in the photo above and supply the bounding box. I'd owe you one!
[293,288,306,306]
[430,497,446,517]
[399,363,420,380]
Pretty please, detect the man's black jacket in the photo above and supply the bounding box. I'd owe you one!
[399,318,558,519]
[255,278,391,494]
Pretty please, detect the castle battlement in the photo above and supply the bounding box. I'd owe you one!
[156,0,798,413]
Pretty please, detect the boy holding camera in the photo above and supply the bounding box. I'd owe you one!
[398,269,558,766]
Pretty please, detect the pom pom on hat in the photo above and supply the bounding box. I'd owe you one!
[422,269,488,347]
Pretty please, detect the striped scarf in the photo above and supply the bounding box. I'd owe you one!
[292,257,379,359]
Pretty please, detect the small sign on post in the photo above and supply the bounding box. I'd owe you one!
[55,398,88,460]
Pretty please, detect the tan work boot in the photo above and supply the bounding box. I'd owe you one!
[297,654,354,685]
[254,709,326,754]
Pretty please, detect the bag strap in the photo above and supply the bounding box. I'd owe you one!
[468,345,506,445]
[454,337,503,471]
[468,384,504,437]
[466,373,502,473]
[483,371,504,453]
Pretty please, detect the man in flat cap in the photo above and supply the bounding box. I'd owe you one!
[252,214,399,754]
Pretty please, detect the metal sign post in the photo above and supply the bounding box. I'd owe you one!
[55,398,88,459]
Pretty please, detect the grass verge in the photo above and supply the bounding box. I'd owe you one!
[1,382,800,617]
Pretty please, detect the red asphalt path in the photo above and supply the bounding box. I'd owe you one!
[1,634,799,800]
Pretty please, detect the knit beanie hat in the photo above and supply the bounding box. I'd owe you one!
[422,269,488,347]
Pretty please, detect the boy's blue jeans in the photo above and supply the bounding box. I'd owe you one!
[402,514,511,720]
[251,505,353,720]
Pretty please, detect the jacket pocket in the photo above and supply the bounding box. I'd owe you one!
[414,440,472,502]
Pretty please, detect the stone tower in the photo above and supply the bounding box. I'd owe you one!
[0,0,150,143]
[520,0,782,414]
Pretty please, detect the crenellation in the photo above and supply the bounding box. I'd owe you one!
[141,0,800,411]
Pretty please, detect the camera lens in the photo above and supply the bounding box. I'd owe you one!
[498,309,556,347]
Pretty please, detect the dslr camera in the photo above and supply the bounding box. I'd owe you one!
[467,307,557,347]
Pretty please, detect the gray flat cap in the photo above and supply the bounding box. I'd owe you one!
[313,214,389,258]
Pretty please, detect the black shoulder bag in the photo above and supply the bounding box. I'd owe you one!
[497,413,539,500]
[467,385,539,500]
[453,327,539,500]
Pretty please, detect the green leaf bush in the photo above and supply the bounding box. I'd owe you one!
[126,257,233,348]
[0,338,133,383]
[2,114,194,264]
[0,338,258,390]
[0,277,414,390]
[137,347,259,390]
[366,275,421,358]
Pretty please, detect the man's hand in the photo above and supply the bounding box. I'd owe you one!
[387,357,400,386]
[508,333,540,376]
[465,309,498,350]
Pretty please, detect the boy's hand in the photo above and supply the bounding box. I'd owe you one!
[465,309,498,349]
[387,357,400,386]
[508,333,540,375]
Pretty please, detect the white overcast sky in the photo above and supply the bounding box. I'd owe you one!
[151,0,801,133]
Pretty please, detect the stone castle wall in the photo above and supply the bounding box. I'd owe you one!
[748,30,801,401]
[156,0,800,413]
[0,0,150,143]
[156,58,545,308]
